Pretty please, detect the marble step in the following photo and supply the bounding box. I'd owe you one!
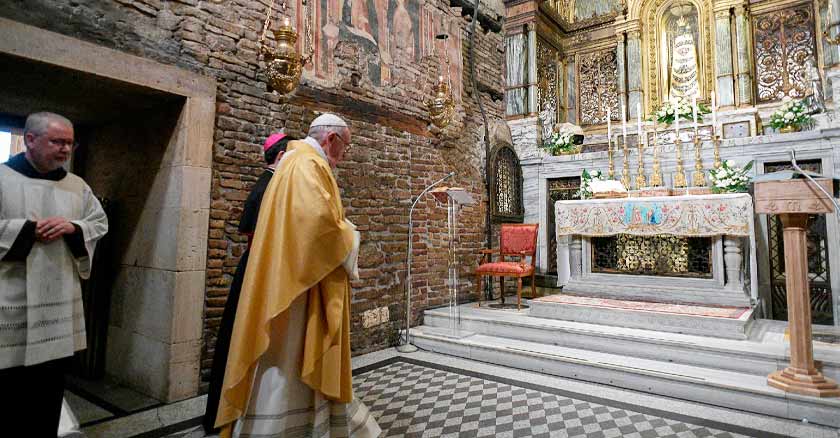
[527,294,755,339]
[409,326,840,428]
[423,305,840,381]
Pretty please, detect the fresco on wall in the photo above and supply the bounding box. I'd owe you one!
[293,0,462,101]
[572,0,622,22]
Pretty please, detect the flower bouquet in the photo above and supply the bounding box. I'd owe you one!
[540,129,582,156]
[710,160,753,193]
[769,98,812,133]
[650,97,710,125]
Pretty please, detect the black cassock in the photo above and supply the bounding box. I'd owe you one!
[204,169,274,432]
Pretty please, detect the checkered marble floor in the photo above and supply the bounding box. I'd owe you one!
[354,360,754,438]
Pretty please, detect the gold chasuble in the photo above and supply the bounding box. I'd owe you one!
[216,141,356,434]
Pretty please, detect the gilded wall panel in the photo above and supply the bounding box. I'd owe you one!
[577,49,619,126]
[752,3,817,102]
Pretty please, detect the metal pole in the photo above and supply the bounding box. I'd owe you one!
[398,172,455,353]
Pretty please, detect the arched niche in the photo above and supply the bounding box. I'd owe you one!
[639,0,714,111]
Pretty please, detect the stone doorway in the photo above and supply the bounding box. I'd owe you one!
[0,17,216,413]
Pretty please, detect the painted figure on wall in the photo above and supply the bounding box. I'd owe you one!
[660,2,701,100]
[298,0,460,94]
[392,0,416,66]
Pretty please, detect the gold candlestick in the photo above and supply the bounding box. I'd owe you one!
[635,135,647,189]
[673,136,687,188]
[621,137,631,189]
[608,136,615,179]
[650,130,663,187]
[692,134,706,187]
[712,135,722,169]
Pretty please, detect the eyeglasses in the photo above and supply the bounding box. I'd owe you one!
[335,135,353,153]
[45,137,76,151]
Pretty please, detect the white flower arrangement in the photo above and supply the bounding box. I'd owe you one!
[540,129,579,155]
[769,97,812,131]
[649,97,710,125]
[576,169,605,199]
[710,160,753,194]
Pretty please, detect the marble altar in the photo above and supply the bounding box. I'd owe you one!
[516,121,840,322]
[554,193,757,308]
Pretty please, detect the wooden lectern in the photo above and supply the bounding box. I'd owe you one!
[754,172,840,397]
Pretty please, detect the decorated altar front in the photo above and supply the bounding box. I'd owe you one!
[555,193,758,309]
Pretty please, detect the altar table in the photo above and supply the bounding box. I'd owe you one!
[555,193,758,303]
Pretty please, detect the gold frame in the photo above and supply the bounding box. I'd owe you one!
[642,0,715,112]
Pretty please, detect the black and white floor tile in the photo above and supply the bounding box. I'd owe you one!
[353,359,757,438]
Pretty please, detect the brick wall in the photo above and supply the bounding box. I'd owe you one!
[1,0,505,388]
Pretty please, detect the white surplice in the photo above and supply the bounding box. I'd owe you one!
[0,164,108,369]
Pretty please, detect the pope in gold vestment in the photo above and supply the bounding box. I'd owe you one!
[216,138,380,437]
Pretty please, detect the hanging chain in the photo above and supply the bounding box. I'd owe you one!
[258,0,277,62]
[444,32,452,90]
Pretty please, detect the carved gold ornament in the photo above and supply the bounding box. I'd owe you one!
[753,4,816,102]
[577,49,619,126]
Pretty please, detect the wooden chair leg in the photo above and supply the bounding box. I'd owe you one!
[499,276,505,304]
[517,277,523,310]
[531,272,537,298]
[476,275,483,307]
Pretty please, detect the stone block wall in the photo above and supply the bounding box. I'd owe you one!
[1,0,505,388]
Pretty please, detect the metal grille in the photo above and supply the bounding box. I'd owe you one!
[491,146,523,222]
[591,235,712,278]
[765,160,833,324]
[752,3,817,102]
[547,177,581,273]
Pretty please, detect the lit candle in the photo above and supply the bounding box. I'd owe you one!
[692,96,698,132]
[673,98,679,139]
[637,103,643,146]
[711,92,717,136]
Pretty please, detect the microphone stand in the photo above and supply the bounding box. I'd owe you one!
[397,171,455,353]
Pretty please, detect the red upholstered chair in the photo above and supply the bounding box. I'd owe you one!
[475,223,539,310]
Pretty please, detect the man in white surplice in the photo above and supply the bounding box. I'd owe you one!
[0,112,108,435]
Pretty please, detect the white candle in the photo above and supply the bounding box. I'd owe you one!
[692,96,698,130]
[637,103,643,146]
[607,108,612,141]
[622,102,627,142]
[711,92,717,136]
[673,98,679,139]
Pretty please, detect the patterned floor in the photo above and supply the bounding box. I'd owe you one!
[353,359,762,438]
[138,358,793,438]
